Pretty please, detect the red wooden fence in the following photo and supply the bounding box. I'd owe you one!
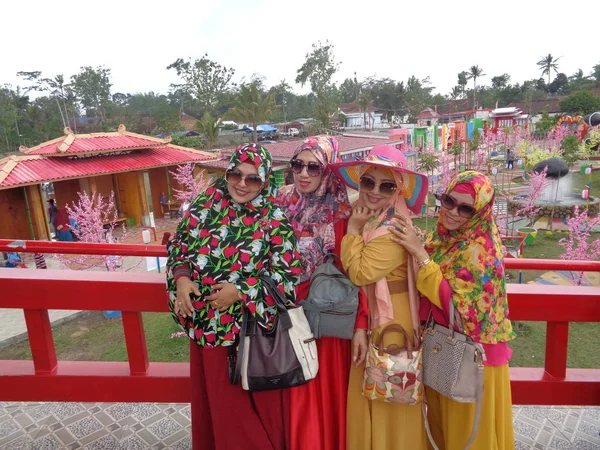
[1,239,599,407]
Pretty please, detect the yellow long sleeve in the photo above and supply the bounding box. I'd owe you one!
[416,260,445,310]
[341,233,407,286]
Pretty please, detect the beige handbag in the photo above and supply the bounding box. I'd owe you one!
[421,300,486,450]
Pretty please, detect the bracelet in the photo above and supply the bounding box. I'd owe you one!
[418,258,431,268]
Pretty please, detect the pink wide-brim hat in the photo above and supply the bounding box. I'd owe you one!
[329,144,429,215]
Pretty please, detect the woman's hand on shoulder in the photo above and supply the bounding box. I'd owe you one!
[352,329,368,367]
[205,283,242,312]
[389,215,429,261]
[175,277,200,318]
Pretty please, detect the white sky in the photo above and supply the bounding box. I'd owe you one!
[1,0,598,99]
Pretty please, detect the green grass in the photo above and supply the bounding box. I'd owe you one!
[0,312,189,363]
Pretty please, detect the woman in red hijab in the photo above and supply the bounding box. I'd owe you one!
[53,209,73,242]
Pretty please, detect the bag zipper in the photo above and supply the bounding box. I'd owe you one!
[321,310,355,316]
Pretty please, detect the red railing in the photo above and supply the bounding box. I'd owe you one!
[1,239,600,407]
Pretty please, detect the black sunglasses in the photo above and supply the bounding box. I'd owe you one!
[290,159,323,177]
[225,169,263,191]
[359,176,397,197]
[440,194,476,218]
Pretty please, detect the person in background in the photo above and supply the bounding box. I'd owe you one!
[47,199,58,236]
[53,208,74,242]
[1,252,23,268]
[506,148,515,170]
[390,171,515,450]
[34,253,48,269]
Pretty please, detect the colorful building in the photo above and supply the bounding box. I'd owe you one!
[0,125,218,240]
[488,107,529,131]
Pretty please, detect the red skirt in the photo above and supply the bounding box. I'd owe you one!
[289,336,351,450]
[190,341,289,450]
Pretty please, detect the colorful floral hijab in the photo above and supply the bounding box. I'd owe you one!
[166,143,301,348]
[425,171,515,344]
[277,136,352,281]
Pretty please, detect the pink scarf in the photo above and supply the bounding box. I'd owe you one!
[360,169,420,334]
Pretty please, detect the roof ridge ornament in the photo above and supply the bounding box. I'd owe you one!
[118,124,127,134]
[56,133,76,153]
[63,127,73,135]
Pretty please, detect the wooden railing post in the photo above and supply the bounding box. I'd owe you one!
[544,322,569,380]
[122,312,150,375]
[24,310,57,374]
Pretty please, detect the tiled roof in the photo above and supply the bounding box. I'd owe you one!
[21,125,170,156]
[507,98,562,115]
[0,145,217,190]
[220,135,388,161]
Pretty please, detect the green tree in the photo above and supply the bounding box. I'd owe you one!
[548,73,569,95]
[167,54,235,114]
[70,66,112,124]
[226,83,276,143]
[466,65,485,108]
[197,112,221,149]
[404,76,434,122]
[534,112,558,136]
[591,63,600,86]
[559,91,600,116]
[560,135,580,168]
[537,54,561,85]
[491,74,510,90]
[296,41,340,129]
[17,71,77,130]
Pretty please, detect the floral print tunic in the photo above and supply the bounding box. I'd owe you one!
[166,144,302,348]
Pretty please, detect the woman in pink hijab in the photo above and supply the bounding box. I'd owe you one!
[330,144,429,450]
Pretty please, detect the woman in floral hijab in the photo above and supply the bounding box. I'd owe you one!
[276,136,355,450]
[391,171,515,450]
[166,143,301,450]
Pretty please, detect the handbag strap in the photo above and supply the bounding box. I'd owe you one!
[422,363,484,450]
[406,256,422,347]
[374,324,414,357]
[230,310,249,385]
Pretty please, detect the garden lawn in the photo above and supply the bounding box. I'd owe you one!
[0,311,189,363]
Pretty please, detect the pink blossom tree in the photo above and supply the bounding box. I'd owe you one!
[558,206,600,285]
[57,191,136,272]
[169,163,210,204]
[514,166,551,227]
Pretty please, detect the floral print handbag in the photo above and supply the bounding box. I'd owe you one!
[362,324,423,404]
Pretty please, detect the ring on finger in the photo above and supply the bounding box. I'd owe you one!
[402,227,408,233]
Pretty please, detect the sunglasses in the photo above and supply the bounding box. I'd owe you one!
[359,176,397,197]
[440,194,476,218]
[225,169,263,191]
[290,159,323,177]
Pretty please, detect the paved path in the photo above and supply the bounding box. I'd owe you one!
[1,401,599,449]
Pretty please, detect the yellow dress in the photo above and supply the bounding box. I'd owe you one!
[342,233,427,450]
[417,261,515,450]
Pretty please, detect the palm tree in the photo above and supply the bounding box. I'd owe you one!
[466,65,485,109]
[357,93,371,130]
[537,54,561,85]
[227,83,276,143]
[197,112,221,150]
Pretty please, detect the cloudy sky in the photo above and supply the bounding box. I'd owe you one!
[1,0,597,98]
